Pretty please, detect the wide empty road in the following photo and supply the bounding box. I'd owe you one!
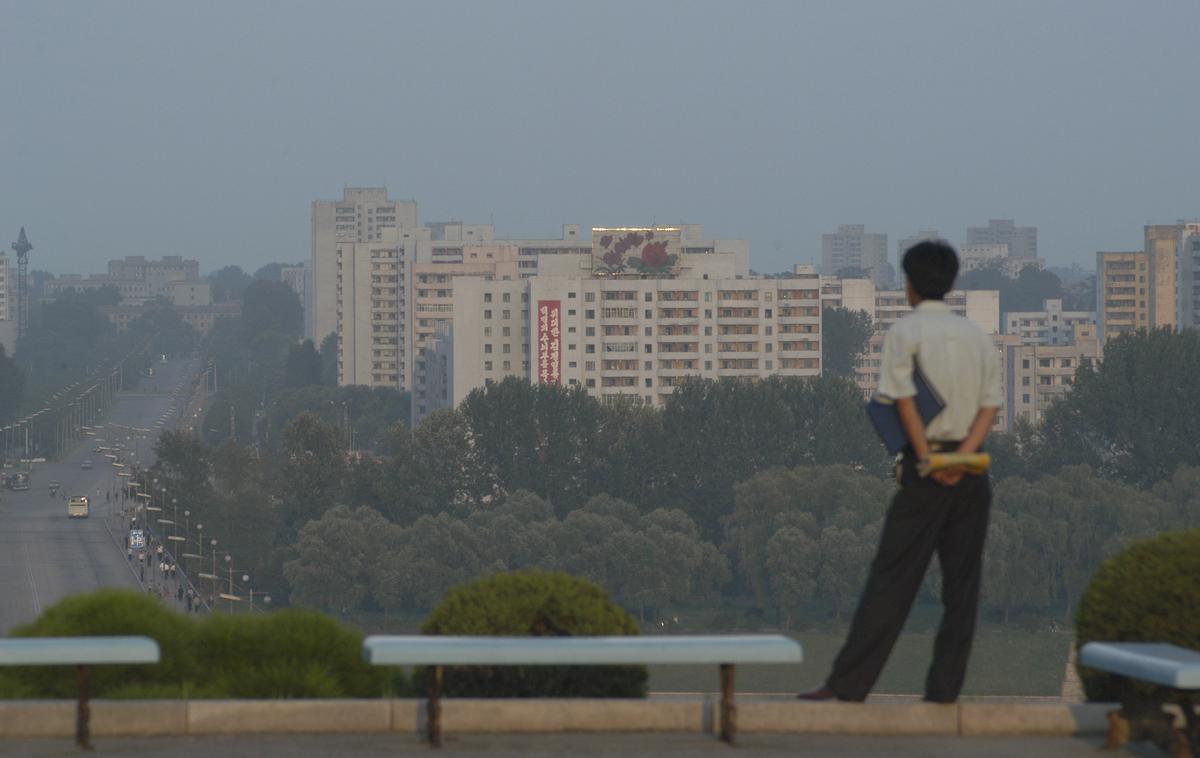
[0,358,199,633]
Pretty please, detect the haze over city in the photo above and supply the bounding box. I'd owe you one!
[3,0,1199,275]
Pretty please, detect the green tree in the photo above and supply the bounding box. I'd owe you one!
[1037,328,1200,485]
[821,306,873,380]
[284,340,323,388]
[283,505,396,612]
[241,280,303,340]
[209,265,252,303]
[765,526,818,629]
[277,413,347,531]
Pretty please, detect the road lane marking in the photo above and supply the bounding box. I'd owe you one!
[22,541,42,616]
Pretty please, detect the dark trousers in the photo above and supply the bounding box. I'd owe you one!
[826,457,991,703]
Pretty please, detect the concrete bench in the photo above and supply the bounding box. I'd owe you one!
[0,636,160,750]
[1079,641,1200,753]
[363,634,803,747]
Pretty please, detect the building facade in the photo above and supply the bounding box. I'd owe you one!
[1179,225,1200,329]
[821,225,890,288]
[280,263,311,339]
[1004,323,1099,427]
[311,187,419,347]
[966,219,1037,259]
[443,236,818,413]
[1095,251,1149,347]
[1004,299,1095,346]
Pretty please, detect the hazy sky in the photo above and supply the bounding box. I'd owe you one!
[2,1,1198,276]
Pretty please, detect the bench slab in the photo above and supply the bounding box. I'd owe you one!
[363,635,803,666]
[0,637,160,666]
[1079,642,1200,689]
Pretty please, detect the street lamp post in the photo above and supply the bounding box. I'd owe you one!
[210,539,218,609]
[242,574,252,613]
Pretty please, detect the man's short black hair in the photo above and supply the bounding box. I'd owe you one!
[901,241,959,300]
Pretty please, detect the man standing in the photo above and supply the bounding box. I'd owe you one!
[801,241,1001,703]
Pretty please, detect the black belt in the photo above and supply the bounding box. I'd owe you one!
[903,440,964,457]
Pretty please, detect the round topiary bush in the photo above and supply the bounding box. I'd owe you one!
[1075,529,1200,702]
[193,609,404,698]
[419,570,647,698]
[9,589,198,698]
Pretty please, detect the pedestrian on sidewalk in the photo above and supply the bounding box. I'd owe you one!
[127,547,132,562]
[799,241,1001,705]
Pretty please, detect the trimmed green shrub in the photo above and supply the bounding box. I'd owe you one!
[3,589,406,699]
[419,570,647,698]
[8,589,198,698]
[193,610,404,698]
[1075,529,1200,702]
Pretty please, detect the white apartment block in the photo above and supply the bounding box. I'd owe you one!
[445,235,817,411]
[1004,323,1099,427]
[959,243,1045,278]
[334,227,421,389]
[1004,299,1095,346]
[0,253,12,356]
[822,225,891,288]
[312,188,419,346]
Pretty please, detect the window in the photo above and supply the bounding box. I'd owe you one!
[484,293,492,303]
[585,361,596,370]
[705,360,712,370]
[585,327,595,336]
[644,292,653,302]
[1022,394,1031,403]
[705,344,713,353]
[766,344,773,352]
[484,327,492,337]
[568,361,577,368]
[644,378,653,387]
[765,309,772,318]
[586,309,595,319]
[586,344,596,354]
[484,344,493,354]
[585,292,595,302]
[503,309,511,319]
[766,325,773,336]
[644,361,652,370]
[644,327,652,336]
[1022,359,1030,369]
[1022,376,1030,386]
[502,344,511,354]
[568,309,576,316]
[586,378,596,388]
[644,344,652,353]
[568,344,576,350]
[645,309,652,319]
[502,292,511,303]
[704,292,712,302]
[503,326,511,336]
[705,309,713,318]
[484,309,492,319]
[485,360,493,371]
[503,360,511,371]
[568,291,576,299]
[766,359,773,369]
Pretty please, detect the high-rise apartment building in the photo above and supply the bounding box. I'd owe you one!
[311,188,419,345]
[966,219,1037,259]
[1095,251,1149,347]
[1004,299,1095,346]
[0,253,12,355]
[1178,225,1200,329]
[896,230,942,260]
[822,225,890,288]
[280,263,311,338]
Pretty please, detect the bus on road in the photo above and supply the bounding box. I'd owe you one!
[68,496,90,519]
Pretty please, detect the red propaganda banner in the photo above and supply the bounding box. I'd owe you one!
[537,299,561,385]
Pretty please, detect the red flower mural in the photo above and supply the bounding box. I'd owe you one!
[641,241,669,268]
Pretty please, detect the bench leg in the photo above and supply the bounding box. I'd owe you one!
[76,664,93,751]
[1175,693,1198,758]
[427,664,443,748]
[719,663,736,744]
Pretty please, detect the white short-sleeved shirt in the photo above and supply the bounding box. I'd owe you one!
[877,300,1002,442]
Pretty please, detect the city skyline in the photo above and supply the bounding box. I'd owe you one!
[3,2,1200,275]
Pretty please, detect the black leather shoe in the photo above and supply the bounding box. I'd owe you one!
[796,687,837,701]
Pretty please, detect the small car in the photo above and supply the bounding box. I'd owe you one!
[80,460,93,470]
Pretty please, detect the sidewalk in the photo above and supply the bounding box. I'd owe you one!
[0,733,1121,757]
